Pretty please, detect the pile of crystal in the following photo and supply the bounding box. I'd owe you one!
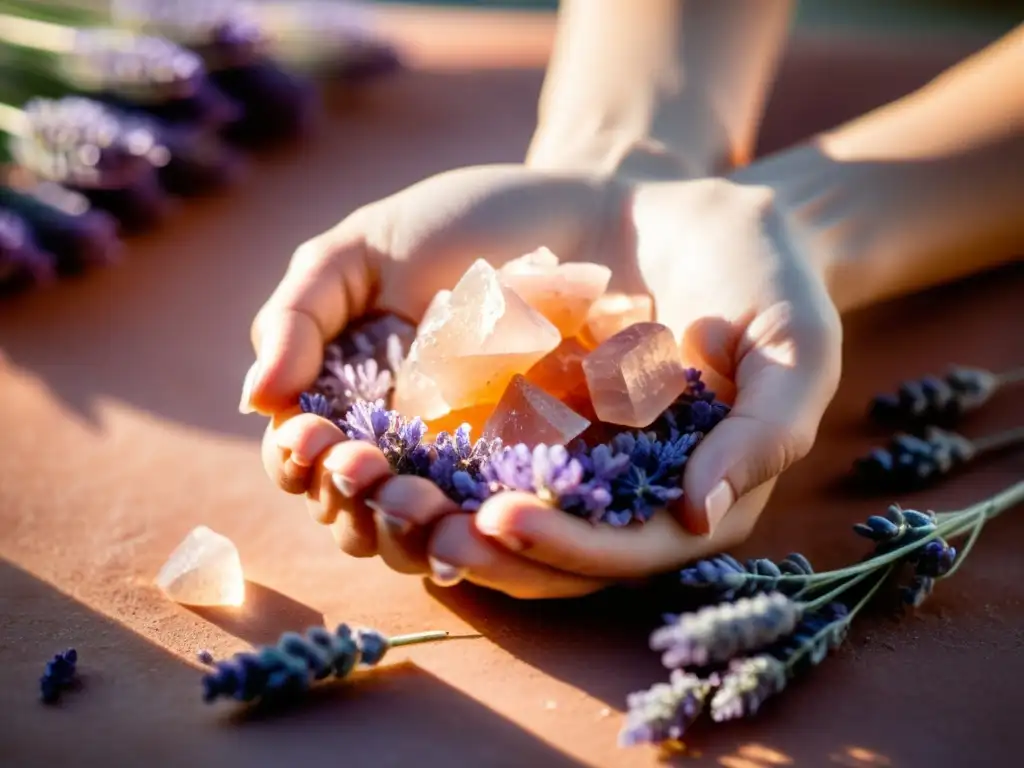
[301,247,731,526]
[392,248,693,446]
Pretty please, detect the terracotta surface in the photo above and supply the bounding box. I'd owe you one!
[1,8,1022,768]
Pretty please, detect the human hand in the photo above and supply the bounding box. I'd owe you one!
[242,166,841,598]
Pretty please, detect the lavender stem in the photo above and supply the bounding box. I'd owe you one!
[996,366,1024,387]
[971,425,1024,454]
[387,630,449,648]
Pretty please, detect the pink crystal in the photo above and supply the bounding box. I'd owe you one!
[581,293,655,349]
[582,322,688,428]
[392,290,452,421]
[416,259,561,409]
[524,337,590,400]
[483,374,590,447]
[499,248,612,338]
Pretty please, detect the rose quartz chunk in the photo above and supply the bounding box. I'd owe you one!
[392,290,453,421]
[426,403,496,439]
[499,248,612,338]
[581,293,655,349]
[417,259,560,409]
[483,375,591,447]
[582,322,688,428]
[524,337,590,400]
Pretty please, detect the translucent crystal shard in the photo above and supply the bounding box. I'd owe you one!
[155,526,245,607]
[392,290,452,421]
[582,322,688,428]
[416,259,561,409]
[524,337,590,400]
[483,374,590,447]
[426,403,496,440]
[499,248,612,338]
[581,293,655,349]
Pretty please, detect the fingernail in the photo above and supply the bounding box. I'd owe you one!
[705,480,735,536]
[428,556,465,587]
[332,473,357,498]
[238,362,259,414]
[474,506,527,551]
[366,499,412,535]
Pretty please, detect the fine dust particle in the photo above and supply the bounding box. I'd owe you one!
[544,700,557,710]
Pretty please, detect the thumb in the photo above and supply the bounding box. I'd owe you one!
[678,358,837,537]
[242,210,377,415]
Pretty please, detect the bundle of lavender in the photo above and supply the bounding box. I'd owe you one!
[618,478,1023,747]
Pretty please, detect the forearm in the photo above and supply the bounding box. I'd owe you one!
[526,0,794,180]
[734,25,1024,313]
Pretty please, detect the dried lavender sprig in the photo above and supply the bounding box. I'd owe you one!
[678,552,815,600]
[650,592,804,669]
[869,365,1024,427]
[201,624,448,704]
[618,670,714,747]
[40,648,78,704]
[853,425,1024,492]
[708,599,854,723]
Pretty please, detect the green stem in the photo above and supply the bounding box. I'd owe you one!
[997,366,1024,387]
[0,102,27,136]
[972,425,1024,454]
[803,567,877,612]
[388,630,449,648]
[938,510,987,580]
[784,565,893,674]
[0,13,76,54]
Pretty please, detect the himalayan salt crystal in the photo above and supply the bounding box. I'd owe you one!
[392,290,452,421]
[155,526,245,607]
[580,293,655,349]
[499,247,612,338]
[582,322,688,428]
[416,259,560,409]
[426,402,496,439]
[524,337,590,400]
[483,374,590,447]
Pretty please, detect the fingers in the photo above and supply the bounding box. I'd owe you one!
[428,510,608,599]
[311,440,392,557]
[366,476,461,574]
[261,409,346,495]
[242,212,377,416]
[469,490,770,579]
[679,303,842,536]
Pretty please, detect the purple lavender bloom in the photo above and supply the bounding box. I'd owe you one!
[202,622,381,704]
[651,592,803,668]
[853,504,936,549]
[618,670,713,747]
[40,648,78,704]
[325,358,393,404]
[912,539,956,578]
[601,431,700,524]
[379,415,430,475]
[430,424,502,503]
[299,392,334,419]
[708,655,787,722]
[342,399,391,443]
[679,553,815,600]
[0,209,56,291]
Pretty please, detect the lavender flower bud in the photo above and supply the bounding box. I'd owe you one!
[60,30,207,104]
[911,539,956,578]
[618,670,713,747]
[651,592,803,668]
[201,622,395,704]
[324,357,394,404]
[708,655,788,722]
[299,391,334,420]
[854,427,975,491]
[870,367,1002,427]
[0,209,56,293]
[40,648,78,704]
[853,504,936,550]
[678,553,814,600]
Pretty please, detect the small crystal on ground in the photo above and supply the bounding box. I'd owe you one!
[581,293,655,349]
[416,259,560,408]
[156,526,245,607]
[499,248,612,338]
[483,374,591,447]
[582,322,688,428]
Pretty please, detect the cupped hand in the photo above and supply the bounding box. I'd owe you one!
[242,164,842,599]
